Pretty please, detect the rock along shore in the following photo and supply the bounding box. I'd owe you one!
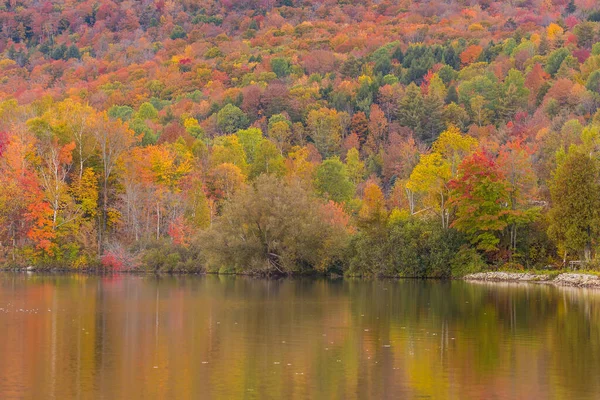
[463,272,600,288]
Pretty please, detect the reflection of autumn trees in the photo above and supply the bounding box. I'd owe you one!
[2,276,600,399]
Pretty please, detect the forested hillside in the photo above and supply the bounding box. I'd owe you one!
[1,0,600,275]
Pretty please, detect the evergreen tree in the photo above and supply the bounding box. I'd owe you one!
[442,46,460,70]
[421,93,445,143]
[548,149,600,262]
[65,44,81,60]
[398,83,425,137]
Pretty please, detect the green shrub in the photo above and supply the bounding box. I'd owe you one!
[450,246,486,277]
[137,239,204,273]
[347,216,468,278]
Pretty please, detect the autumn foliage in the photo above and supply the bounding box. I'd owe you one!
[0,0,600,272]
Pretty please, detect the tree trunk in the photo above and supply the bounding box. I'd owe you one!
[156,202,160,240]
[405,187,415,215]
[509,223,517,262]
[100,176,108,254]
[585,226,592,261]
[440,193,446,229]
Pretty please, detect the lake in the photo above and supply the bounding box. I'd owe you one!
[0,274,599,399]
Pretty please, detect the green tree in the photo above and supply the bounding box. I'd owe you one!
[250,139,285,178]
[108,105,134,121]
[403,45,435,83]
[548,148,600,262]
[314,157,355,203]
[51,44,67,60]
[270,57,291,78]
[372,44,394,75]
[443,102,470,131]
[210,135,249,173]
[268,120,292,153]
[136,102,159,120]
[236,127,263,163]
[545,48,570,76]
[397,83,424,136]
[170,25,187,40]
[347,213,466,278]
[422,91,445,143]
[345,148,365,184]
[216,104,249,134]
[306,108,342,158]
[586,70,600,93]
[469,95,491,126]
[497,69,529,122]
[65,45,81,60]
[443,46,460,70]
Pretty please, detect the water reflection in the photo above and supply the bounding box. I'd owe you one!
[0,274,599,399]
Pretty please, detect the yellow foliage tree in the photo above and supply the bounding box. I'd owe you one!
[547,23,563,41]
[407,126,478,228]
[358,181,387,231]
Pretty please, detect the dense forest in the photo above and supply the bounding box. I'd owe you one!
[1,0,600,275]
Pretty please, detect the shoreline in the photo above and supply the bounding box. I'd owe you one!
[463,272,600,289]
[3,268,600,289]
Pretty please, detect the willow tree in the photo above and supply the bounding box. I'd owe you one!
[202,175,349,274]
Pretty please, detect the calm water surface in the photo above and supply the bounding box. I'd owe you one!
[0,274,599,399]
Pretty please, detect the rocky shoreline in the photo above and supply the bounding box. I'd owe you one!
[463,272,600,288]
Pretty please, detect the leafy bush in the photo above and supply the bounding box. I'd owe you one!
[135,239,204,273]
[347,216,468,278]
[450,246,486,277]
